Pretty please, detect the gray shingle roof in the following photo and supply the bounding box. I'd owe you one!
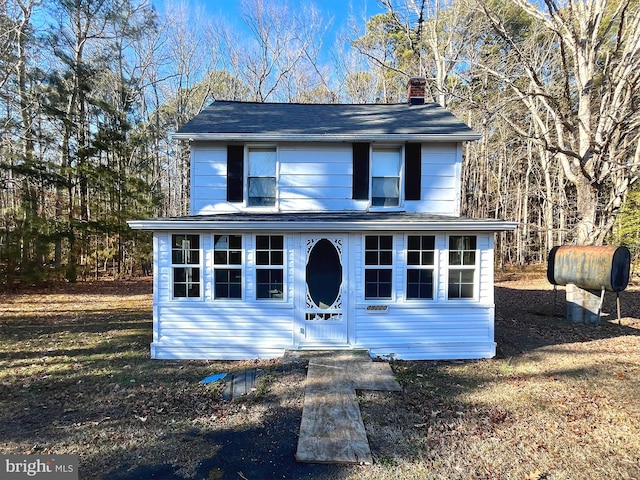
[173,101,479,141]
[128,211,519,232]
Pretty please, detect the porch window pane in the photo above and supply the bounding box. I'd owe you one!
[365,269,392,299]
[175,268,187,283]
[379,249,393,265]
[256,269,283,299]
[171,234,201,299]
[364,235,394,299]
[229,251,242,265]
[447,235,476,300]
[407,269,433,300]
[365,251,378,265]
[173,283,186,298]
[256,235,270,249]
[255,235,285,301]
[406,235,435,300]
[215,269,242,299]
[214,235,243,300]
[256,250,270,265]
[173,267,200,298]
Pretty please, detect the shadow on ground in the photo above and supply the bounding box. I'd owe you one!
[106,405,355,480]
[494,284,640,357]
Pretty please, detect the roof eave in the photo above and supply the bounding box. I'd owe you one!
[170,133,482,142]
[127,219,518,232]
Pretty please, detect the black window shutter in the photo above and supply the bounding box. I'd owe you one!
[227,145,244,202]
[352,143,370,200]
[404,143,421,201]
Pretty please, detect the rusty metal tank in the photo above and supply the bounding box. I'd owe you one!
[547,245,631,293]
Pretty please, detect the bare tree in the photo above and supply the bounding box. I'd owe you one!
[477,0,640,245]
[381,0,473,106]
[352,0,473,106]
[221,0,330,102]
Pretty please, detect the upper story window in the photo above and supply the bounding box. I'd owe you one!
[226,145,277,207]
[171,234,201,298]
[448,235,477,299]
[255,235,284,299]
[406,235,435,300]
[364,235,393,299]
[214,234,242,299]
[371,147,401,207]
[248,147,276,206]
[352,143,421,207]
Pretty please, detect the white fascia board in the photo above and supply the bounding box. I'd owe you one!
[170,133,482,142]
[127,219,518,232]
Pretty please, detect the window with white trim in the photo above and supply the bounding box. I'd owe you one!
[352,143,420,203]
[371,147,401,207]
[171,234,201,298]
[255,235,284,299]
[364,235,393,299]
[448,235,477,299]
[248,147,276,206]
[406,235,435,299]
[214,234,242,299]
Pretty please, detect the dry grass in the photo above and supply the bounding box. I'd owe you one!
[359,276,640,480]
[0,276,639,479]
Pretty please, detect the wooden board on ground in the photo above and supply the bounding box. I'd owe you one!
[351,361,402,392]
[294,351,402,465]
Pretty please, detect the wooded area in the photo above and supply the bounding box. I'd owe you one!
[1,0,639,286]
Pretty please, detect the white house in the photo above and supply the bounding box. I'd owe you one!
[128,79,518,360]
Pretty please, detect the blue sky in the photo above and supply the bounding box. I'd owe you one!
[153,0,386,55]
[191,0,385,25]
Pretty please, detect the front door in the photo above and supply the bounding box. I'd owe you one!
[299,235,348,346]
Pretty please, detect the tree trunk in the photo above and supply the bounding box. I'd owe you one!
[574,175,599,245]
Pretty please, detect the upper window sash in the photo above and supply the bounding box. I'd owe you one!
[227,145,278,206]
[449,235,477,266]
[248,147,277,207]
[371,147,401,207]
[353,143,420,207]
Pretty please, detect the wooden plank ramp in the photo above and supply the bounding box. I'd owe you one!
[294,351,402,465]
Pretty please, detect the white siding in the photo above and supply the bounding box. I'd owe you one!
[407,143,460,215]
[189,141,462,215]
[347,232,496,360]
[152,232,297,359]
[353,306,495,360]
[190,145,229,214]
[151,231,497,360]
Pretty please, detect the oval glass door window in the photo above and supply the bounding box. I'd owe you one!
[306,239,342,309]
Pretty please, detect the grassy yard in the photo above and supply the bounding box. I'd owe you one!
[0,277,639,479]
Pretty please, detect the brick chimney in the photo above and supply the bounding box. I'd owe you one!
[407,77,426,105]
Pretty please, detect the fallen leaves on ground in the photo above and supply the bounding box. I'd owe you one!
[0,275,639,480]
